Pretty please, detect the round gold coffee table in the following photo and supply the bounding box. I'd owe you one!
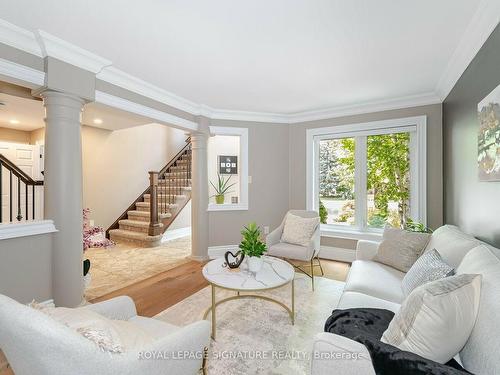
[202,255,295,340]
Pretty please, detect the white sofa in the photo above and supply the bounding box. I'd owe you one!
[0,295,210,375]
[312,225,500,375]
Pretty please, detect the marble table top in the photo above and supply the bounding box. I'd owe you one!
[202,256,294,291]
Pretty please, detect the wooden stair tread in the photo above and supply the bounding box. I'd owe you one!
[127,210,171,218]
[109,229,162,242]
[118,219,164,228]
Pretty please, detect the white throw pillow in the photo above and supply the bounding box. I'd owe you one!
[382,273,482,364]
[374,227,431,272]
[402,249,455,297]
[43,307,153,353]
[424,225,480,268]
[281,213,319,247]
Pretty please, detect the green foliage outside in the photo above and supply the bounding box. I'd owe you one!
[319,200,328,224]
[320,133,411,228]
[239,222,267,258]
[405,219,433,233]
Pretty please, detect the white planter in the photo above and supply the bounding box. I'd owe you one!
[83,273,92,289]
[247,256,264,273]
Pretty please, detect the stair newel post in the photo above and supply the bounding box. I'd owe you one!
[148,171,162,236]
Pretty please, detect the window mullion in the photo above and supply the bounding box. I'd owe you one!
[354,136,367,230]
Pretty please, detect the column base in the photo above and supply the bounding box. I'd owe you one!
[190,254,210,262]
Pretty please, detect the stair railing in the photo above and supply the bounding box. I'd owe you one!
[105,138,192,238]
[0,154,44,223]
[149,139,192,235]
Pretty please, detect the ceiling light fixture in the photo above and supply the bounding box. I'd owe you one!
[9,119,20,124]
[93,118,103,125]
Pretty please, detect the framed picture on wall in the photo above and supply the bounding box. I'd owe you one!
[218,155,238,175]
[478,84,500,181]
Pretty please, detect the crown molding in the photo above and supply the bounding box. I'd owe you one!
[97,66,201,115]
[0,19,42,57]
[0,14,491,125]
[200,105,290,124]
[436,0,500,101]
[94,90,198,131]
[0,57,45,87]
[35,30,112,73]
[286,92,441,124]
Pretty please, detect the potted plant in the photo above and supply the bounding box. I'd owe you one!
[239,222,267,273]
[210,173,236,204]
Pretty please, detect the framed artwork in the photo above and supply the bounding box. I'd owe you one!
[478,84,500,181]
[218,155,238,175]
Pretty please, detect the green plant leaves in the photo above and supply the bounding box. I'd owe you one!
[210,173,237,198]
[239,222,267,258]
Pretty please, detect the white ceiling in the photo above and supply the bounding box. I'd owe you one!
[0,93,152,131]
[0,0,485,114]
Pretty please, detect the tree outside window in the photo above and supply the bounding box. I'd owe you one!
[318,132,411,229]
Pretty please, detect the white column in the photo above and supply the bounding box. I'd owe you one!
[190,132,209,261]
[41,90,85,307]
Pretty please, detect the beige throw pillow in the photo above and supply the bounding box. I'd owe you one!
[281,213,319,247]
[43,307,153,353]
[374,227,431,272]
[382,273,482,364]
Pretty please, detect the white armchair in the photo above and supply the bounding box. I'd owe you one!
[266,210,322,290]
[0,294,210,375]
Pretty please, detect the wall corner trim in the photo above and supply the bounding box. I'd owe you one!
[435,0,500,100]
[35,30,112,74]
[0,19,42,57]
[0,220,57,240]
[0,57,45,87]
[94,90,198,131]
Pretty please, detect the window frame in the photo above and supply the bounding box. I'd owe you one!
[207,126,249,211]
[306,116,427,239]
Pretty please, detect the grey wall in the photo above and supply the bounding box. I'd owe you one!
[0,233,53,303]
[289,104,444,230]
[208,120,290,246]
[443,25,500,247]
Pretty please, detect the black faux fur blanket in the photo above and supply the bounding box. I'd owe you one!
[324,308,472,375]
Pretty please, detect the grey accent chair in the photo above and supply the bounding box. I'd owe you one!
[0,294,210,375]
[266,210,323,290]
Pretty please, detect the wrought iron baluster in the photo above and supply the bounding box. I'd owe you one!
[17,177,22,221]
[9,171,12,222]
[32,185,35,220]
[25,183,28,221]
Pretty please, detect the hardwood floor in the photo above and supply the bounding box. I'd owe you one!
[90,261,209,317]
[91,258,350,317]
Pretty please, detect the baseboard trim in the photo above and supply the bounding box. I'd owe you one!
[208,244,239,259]
[319,245,356,263]
[162,227,191,242]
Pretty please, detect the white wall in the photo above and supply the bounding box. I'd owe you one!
[82,123,187,228]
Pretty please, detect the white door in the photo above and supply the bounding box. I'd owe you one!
[0,142,43,223]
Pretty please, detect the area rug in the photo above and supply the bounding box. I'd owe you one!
[85,236,192,300]
[155,274,345,375]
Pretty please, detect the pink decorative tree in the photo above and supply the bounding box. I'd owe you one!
[83,208,115,251]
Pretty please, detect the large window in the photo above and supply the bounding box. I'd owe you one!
[308,116,426,237]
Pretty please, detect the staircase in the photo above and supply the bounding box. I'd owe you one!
[106,139,192,247]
